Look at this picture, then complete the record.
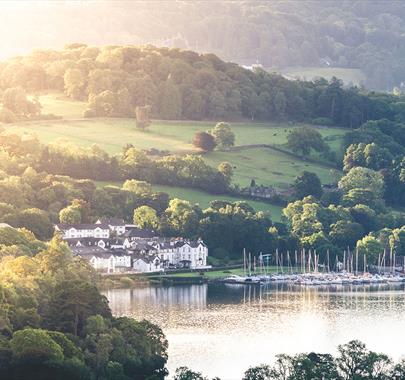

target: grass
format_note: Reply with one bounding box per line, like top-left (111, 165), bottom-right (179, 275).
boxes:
top-left (205, 148), bottom-right (341, 188)
top-left (6, 118), bottom-right (343, 189)
top-left (7, 93), bottom-right (346, 156)
top-left (39, 93), bottom-right (87, 118)
top-left (96, 181), bottom-right (284, 221)
top-left (280, 66), bottom-right (366, 86)
top-left (5, 118), bottom-right (344, 155)
top-left (152, 184), bottom-right (284, 220)
top-left (6, 93), bottom-right (345, 216)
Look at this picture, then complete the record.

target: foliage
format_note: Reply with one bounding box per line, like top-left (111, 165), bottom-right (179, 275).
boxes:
top-left (287, 127), bottom-right (328, 156)
top-left (133, 205), bottom-right (159, 230)
top-left (0, 238), bottom-right (168, 379)
top-left (193, 132), bottom-right (216, 152)
top-left (293, 171), bottom-right (322, 199)
top-left (211, 122), bottom-right (235, 149)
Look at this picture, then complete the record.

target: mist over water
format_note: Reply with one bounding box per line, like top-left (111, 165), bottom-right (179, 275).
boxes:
top-left (104, 283), bottom-right (405, 379)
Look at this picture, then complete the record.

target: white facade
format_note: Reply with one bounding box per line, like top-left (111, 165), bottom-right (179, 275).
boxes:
top-left (89, 254), bottom-right (131, 273)
top-left (177, 242), bottom-right (208, 268)
top-left (133, 257), bottom-right (163, 273)
top-left (112, 225), bottom-right (126, 236)
top-left (57, 225), bottom-right (110, 239)
top-left (96, 219), bottom-right (126, 236)
top-left (156, 241), bottom-right (208, 269)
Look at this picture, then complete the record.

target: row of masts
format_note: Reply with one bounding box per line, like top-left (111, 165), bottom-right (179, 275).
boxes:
top-left (243, 248), bottom-right (403, 275)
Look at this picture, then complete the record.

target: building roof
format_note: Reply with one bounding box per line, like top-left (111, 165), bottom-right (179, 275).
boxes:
top-left (56, 223), bottom-right (109, 231)
top-left (131, 241), bottom-right (155, 251)
top-left (72, 246), bottom-right (107, 257)
top-left (97, 217), bottom-right (125, 226)
top-left (64, 237), bottom-right (109, 246)
top-left (124, 227), bottom-right (157, 239)
top-left (175, 240), bottom-right (206, 248)
top-left (157, 241), bottom-right (176, 249)
top-left (76, 248), bottom-right (129, 260)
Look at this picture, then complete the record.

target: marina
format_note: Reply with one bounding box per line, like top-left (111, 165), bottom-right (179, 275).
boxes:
top-left (222, 249), bottom-right (405, 286)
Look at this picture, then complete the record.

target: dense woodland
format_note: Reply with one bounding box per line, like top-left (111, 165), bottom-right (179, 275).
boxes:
top-left (0, 232), bottom-right (168, 380)
top-left (4, 1), bottom-right (405, 91)
top-left (2, 45), bottom-right (405, 126)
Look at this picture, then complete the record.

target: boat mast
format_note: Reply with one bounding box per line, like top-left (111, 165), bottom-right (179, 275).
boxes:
top-left (343, 250), bottom-right (346, 272)
top-left (243, 249), bottom-right (246, 275)
top-left (383, 249), bottom-right (386, 273)
top-left (275, 249), bottom-right (279, 274)
top-left (364, 254), bottom-right (366, 275)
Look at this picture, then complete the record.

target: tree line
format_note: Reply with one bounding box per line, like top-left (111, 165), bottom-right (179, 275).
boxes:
top-left (2, 45), bottom-right (405, 127)
top-left (3, 1), bottom-right (405, 91)
top-left (0, 131), bottom-right (232, 194)
top-left (175, 340), bottom-right (405, 380)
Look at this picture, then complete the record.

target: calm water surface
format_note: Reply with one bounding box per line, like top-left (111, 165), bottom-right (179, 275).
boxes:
top-left (103, 283), bottom-right (405, 379)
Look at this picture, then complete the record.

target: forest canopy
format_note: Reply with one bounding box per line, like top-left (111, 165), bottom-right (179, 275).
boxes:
top-left (2, 1), bottom-right (405, 91)
top-left (2, 44), bottom-right (405, 127)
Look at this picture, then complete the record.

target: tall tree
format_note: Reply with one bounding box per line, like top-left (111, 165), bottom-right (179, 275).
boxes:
top-left (211, 122), bottom-right (235, 149)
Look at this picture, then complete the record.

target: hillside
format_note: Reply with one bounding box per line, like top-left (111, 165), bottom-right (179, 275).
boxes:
top-left (7, 94), bottom-right (343, 188)
top-left (4, 93), bottom-right (347, 221)
top-left (1, 44), bottom-right (405, 130)
top-left (2, 1), bottom-right (405, 91)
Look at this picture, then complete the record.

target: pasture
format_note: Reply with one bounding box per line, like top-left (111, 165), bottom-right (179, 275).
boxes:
top-left (152, 184), bottom-right (284, 220)
top-left (6, 117), bottom-right (345, 155)
top-left (6, 94), bottom-right (345, 207)
top-left (205, 147), bottom-right (340, 188)
top-left (96, 181), bottom-right (284, 221)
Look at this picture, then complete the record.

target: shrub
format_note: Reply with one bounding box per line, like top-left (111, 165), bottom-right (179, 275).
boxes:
top-left (312, 117), bottom-right (334, 126)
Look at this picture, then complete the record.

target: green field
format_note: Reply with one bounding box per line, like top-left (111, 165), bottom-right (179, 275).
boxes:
top-left (10, 94), bottom-right (346, 154)
top-left (39, 93), bottom-right (88, 118)
top-left (152, 184), bottom-right (283, 220)
top-left (205, 147), bottom-right (340, 188)
top-left (280, 66), bottom-right (366, 86)
top-left (6, 117), bottom-right (345, 155)
top-left (5, 94), bottom-right (346, 215)
top-left (96, 181), bottom-right (284, 221)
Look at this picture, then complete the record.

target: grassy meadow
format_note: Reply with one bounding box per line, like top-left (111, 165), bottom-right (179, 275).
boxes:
top-left (96, 181), bottom-right (284, 221)
top-left (4, 93), bottom-right (347, 216)
top-left (204, 148), bottom-right (340, 189)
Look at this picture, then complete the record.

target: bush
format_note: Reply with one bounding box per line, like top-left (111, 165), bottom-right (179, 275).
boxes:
top-left (312, 117), bottom-right (334, 126)
top-left (119, 277), bottom-right (134, 287)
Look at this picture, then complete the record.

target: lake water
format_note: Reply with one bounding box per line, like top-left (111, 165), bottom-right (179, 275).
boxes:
top-left (103, 283), bottom-right (405, 379)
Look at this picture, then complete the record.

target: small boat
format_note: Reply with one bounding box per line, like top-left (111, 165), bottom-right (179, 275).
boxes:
top-left (244, 276), bottom-right (261, 284)
top-left (386, 276), bottom-right (404, 283)
top-left (222, 275), bottom-right (246, 284)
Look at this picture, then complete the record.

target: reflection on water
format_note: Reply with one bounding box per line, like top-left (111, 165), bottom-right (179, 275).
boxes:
top-left (104, 283), bottom-right (405, 380)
